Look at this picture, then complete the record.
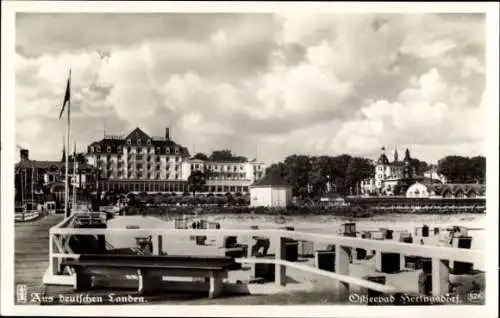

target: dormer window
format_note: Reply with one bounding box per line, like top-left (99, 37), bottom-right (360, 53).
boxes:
top-left (166, 148), bottom-right (170, 154)
top-left (175, 148), bottom-right (179, 154)
top-left (97, 146), bottom-right (101, 152)
top-left (107, 146), bottom-right (111, 153)
top-left (147, 139), bottom-right (151, 145)
top-left (127, 139), bottom-right (131, 145)
top-left (138, 139), bottom-right (142, 145)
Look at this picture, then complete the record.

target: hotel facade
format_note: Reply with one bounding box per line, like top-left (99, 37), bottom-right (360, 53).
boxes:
top-left (360, 146), bottom-right (417, 196)
top-left (85, 127), bottom-right (265, 194)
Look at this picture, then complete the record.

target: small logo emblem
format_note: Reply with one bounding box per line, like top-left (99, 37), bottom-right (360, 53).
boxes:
top-left (16, 284), bottom-right (27, 303)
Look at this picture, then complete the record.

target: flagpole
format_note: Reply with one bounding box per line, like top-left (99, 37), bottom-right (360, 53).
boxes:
top-left (65, 70), bottom-right (71, 218)
top-left (73, 142), bottom-right (77, 210)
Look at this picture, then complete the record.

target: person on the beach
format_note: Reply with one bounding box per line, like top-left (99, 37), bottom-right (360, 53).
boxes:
top-left (146, 235), bottom-right (153, 254)
top-left (251, 237), bottom-right (270, 256)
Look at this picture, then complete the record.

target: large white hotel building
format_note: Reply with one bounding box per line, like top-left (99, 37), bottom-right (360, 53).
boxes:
top-left (85, 127), bottom-right (265, 194)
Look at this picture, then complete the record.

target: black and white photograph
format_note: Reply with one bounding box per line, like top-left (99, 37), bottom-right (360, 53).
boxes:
top-left (1, 2), bottom-right (498, 317)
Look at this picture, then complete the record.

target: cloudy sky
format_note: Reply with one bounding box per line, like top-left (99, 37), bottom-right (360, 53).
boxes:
top-left (15, 12), bottom-right (486, 165)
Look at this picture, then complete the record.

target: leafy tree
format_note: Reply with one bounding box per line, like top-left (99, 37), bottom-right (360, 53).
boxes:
top-left (344, 157), bottom-right (374, 195)
top-left (468, 156), bottom-right (486, 183)
top-left (284, 155), bottom-right (311, 197)
top-left (187, 170), bottom-right (206, 197)
top-left (330, 154), bottom-right (353, 195)
top-left (410, 158), bottom-right (430, 176)
top-left (308, 156), bottom-right (331, 195)
top-left (209, 149), bottom-right (247, 162)
top-left (265, 162), bottom-right (288, 180)
top-left (437, 155), bottom-right (485, 183)
top-left (393, 179), bottom-right (413, 195)
top-left (192, 153), bottom-right (209, 161)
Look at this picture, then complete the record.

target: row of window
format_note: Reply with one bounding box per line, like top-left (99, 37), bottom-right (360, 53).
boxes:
top-left (90, 145), bottom-right (181, 155)
top-left (95, 155), bottom-right (182, 163)
top-left (98, 182), bottom-right (250, 193)
top-left (190, 164), bottom-right (262, 171)
top-left (101, 165), bottom-right (180, 172)
top-left (102, 172), bottom-right (180, 180)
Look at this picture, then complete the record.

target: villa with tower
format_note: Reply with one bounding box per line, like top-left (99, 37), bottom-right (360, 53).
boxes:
top-left (360, 146), bottom-right (417, 196)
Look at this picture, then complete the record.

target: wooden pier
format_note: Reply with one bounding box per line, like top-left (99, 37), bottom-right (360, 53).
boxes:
top-left (41, 214), bottom-right (484, 302)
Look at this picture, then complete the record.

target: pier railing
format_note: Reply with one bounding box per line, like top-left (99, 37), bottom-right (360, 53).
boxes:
top-left (45, 219), bottom-right (484, 298)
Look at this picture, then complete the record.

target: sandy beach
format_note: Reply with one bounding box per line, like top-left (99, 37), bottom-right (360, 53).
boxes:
top-left (107, 213), bottom-right (486, 251)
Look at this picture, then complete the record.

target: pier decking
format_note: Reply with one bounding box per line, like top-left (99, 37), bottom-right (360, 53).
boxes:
top-left (15, 215), bottom-right (64, 295)
top-left (14, 214), bottom-right (486, 305)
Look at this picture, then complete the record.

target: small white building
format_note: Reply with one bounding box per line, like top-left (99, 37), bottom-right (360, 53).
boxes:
top-left (423, 168), bottom-right (448, 184)
top-left (406, 182), bottom-right (431, 198)
top-left (249, 172), bottom-right (292, 207)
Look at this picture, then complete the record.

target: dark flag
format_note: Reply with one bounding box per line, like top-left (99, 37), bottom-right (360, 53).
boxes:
top-left (59, 70), bottom-right (71, 119)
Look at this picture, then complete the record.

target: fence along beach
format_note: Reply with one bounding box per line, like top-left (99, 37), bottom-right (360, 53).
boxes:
top-left (27, 209), bottom-right (485, 305)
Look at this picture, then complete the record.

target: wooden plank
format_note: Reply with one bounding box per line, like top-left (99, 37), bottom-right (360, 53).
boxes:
top-left (432, 259), bottom-right (450, 296)
top-left (335, 246), bottom-right (350, 297)
top-left (208, 271), bottom-right (224, 299)
top-left (62, 261), bottom-right (231, 271)
top-left (49, 228), bottom-right (482, 263)
top-left (76, 265), bottom-right (226, 279)
top-left (235, 257), bottom-right (400, 294)
top-left (275, 236), bottom-right (287, 287)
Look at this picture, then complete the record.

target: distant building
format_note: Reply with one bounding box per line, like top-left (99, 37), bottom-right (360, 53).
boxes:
top-left (250, 172), bottom-right (292, 207)
top-left (181, 158), bottom-right (265, 194)
top-left (406, 182), bottom-right (485, 199)
top-left (85, 126), bottom-right (266, 194)
top-left (15, 149), bottom-right (96, 205)
top-left (422, 167), bottom-right (448, 184)
top-left (86, 127), bottom-right (190, 193)
top-left (360, 146), bottom-right (416, 196)
top-left (318, 192), bottom-right (347, 206)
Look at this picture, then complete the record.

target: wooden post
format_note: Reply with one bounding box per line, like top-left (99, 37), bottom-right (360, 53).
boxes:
top-left (208, 271), bottom-right (224, 299)
top-left (275, 236), bottom-right (287, 287)
top-left (432, 258), bottom-right (450, 296)
top-left (137, 269), bottom-right (144, 294)
top-left (375, 250), bottom-right (382, 272)
top-left (400, 254), bottom-right (406, 271)
top-left (335, 246), bottom-right (350, 298)
top-left (248, 236), bottom-right (255, 274)
top-left (49, 234), bottom-right (56, 275)
top-left (74, 267), bottom-right (91, 291)
top-left (153, 235), bottom-right (163, 255)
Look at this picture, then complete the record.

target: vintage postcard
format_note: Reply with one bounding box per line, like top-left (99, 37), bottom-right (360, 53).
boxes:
top-left (1, 1), bottom-right (498, 317)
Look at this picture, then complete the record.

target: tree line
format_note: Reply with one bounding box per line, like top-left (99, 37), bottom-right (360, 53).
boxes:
top-left (263, 153), bottom-right (486, 198)
top-left (437, 155), bottom-right (486, 184)
top-left (265, 154), bottom-right (374, 197)
top-left (191, 149), bottom-right (248, 162)
top-left (60, 148), bottom-right (487, 197)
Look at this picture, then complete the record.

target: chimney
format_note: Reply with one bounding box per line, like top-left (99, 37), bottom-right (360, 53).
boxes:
top-left (165, 127), bottom-right (170, 140)
top-left (20, 149), bottom-right (29, 161)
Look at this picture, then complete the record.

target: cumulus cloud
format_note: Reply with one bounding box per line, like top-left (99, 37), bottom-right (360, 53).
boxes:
top-left (331, 67), bottom-right (486, 161)
top-left (14, 13), bottom-right (486, 164)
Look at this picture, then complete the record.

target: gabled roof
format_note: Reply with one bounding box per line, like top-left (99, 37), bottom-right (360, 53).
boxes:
top-left (377, 153), bottom-right (389, 164)
top-left (251, 171), bottom-right (291, 187)
top-left (125, 127), bottom-right (151, 144)
top-left (87, 127), bottom-right (190, 157)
